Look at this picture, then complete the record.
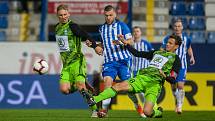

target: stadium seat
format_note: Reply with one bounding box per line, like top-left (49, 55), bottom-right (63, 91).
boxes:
top-left (197, 18), bottom-right (206, 30)
top-left (0, 16), bottom-right (8, 28)
top-left (189, 17), bottom-right (205, 30)
top-left (170, 2), bottom-right (187, 15)
top-left (188, 2), bottom-right (205, 16)
top-left (207, 32), bottom-right (215, 43)
top-left (0, 2), bottom-right (9, 14)
top-left (0, 31), bottom-right (6, 41)
top-left (190, 31), bottom-right (206, 43)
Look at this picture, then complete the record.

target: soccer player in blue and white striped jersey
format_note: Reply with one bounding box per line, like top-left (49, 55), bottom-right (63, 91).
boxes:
top-left (132, 26), bottom-right (154, 77)
top-left (161, 18), bottom-right (195, 114)
top-left (95, 5), bottom-right (136, 117)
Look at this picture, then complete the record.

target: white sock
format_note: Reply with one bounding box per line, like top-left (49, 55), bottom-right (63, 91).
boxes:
top-left (102, 98), bottom-right (111, 110)
top-left (175, 89), bottom-right (185, 108)
top-left (173, 88), bottom-right (178, 105)
top-left (178, 89), bottom-right (185, 108)
top-left (175, 89), bottom-right (180, 106)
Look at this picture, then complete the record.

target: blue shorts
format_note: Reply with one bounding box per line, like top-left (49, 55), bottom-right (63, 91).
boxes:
top-left (102, 59), bottom-right (131, 81)
top-left (175, 68), bottom-right (187, 82)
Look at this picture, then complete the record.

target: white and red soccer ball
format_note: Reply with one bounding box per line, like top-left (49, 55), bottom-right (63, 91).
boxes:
top-left (33, 59), bottom-right (49, 75)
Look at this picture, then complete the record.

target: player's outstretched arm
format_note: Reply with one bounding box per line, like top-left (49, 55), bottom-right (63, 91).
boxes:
top-left (117, 34), bottom-right (133, 45)
top-left (86, 40), bottom-right (103, 56)
top-left (69, 23), bottom-right (98, 49)
top-left (126, 45), bottom-right (154, 60)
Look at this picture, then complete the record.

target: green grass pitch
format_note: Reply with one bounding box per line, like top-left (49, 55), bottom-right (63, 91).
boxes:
top-left (0, 110), bottom-right (214, 121)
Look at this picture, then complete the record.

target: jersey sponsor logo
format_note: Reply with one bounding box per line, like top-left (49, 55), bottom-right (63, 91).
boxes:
top-left (149, 54), bottom-right (168, 69)
top-left (57, 38), bottom-right (65, 47)
top-left (56, 35), bottom-right (70, 52)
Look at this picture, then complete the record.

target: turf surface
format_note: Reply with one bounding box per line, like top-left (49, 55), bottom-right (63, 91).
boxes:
top-left (0, 110), bottom-right (214, 121)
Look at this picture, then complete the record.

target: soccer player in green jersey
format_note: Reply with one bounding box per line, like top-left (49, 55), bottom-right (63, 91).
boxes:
top-left (55, 4), bottom-right (102, 117)
top-left (83, 34), bottom-right (182, 118)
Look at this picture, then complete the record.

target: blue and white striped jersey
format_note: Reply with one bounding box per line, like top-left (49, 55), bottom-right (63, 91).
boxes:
top-left (162, 33), bottom-right (192, 69)
top-left (99, 20), bottom-right (132, 63)
top-left (132, 39), bottom-right (154, 72)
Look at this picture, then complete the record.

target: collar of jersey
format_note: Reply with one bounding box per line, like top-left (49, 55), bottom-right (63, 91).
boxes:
top-left (60, 20), bottom-right (71, 27)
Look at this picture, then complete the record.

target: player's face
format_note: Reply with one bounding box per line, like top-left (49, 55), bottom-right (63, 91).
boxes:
top-left (166, 38), bottom-right (179, 52)
top-left (133, 28), bottom-right (142, 41)
top-left (57, 9), bottom-right (70, 24)
top-left (104, 9), bottom-right (116, 24)
top-left (173, 21), bottom-right (183, 35)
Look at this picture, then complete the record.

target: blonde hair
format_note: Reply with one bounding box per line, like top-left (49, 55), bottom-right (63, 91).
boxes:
top-left (57, 4), bottom-right (68, 12)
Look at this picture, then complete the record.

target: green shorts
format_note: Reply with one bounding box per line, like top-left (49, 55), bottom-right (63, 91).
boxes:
top-left (59, 56), bottom-right (87, 84)
top-left (128, 75), bottom-right (162, 104)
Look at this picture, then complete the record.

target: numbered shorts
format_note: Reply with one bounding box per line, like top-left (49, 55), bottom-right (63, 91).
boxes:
top-left (60, 56), bottom-right (87, 85)
top-left (128, 75), bottom-right (162, 104)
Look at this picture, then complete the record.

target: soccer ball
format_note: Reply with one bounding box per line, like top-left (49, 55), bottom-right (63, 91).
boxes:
top-left (33, 59), bottom-right (49, 75)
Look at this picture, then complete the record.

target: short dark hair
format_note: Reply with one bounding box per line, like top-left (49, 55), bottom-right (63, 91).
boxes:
top-left (104, 5), bottom-right (116, 12)
top-left (169, 34), bottom-right (182, 46)
top-left (174, 18), bottom-right (183, 24)
top-left (133, 26), bottom-right (141, 30)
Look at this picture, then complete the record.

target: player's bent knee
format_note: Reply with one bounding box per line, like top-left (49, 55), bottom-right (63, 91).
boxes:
top-left (143, 108), bottom-right (152, 117)
top-left (76, 82), bottom-right (86, 91)
top-left (60, 88), bottom-right (70, 95)
top-left (60, 86), bottom-right (71, 95)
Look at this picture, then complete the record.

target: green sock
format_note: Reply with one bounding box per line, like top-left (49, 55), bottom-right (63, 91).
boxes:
top-left (94, 87), bottom-right (117, 103)
top-left (152, 109), bottom-right (162, 118)
top-left (90, 104), bottom-right (98, 111)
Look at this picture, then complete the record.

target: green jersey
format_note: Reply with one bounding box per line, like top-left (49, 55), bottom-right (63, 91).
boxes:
top-left (55, 20), bottom-right (97, 86)
top-left (55, 20), bottom-right (83, 66)
top-left (127, 45), bottom-right (181, 84)
top-left (138, 51), bottom-right (180, 83)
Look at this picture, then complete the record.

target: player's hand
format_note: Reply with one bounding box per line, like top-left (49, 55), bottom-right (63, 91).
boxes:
top-left (95, 46), bottom-right (103, 56)
top-left (86, 40), bottom-right (92, 47)
top-left (117, 34), bottom-right (124, 40)
top-left (117, 34), bottom-right (129, 45)
top-left (190, 57), bottom-right (195, 65)
top-left (112, 40), bottom-right (123, 45)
